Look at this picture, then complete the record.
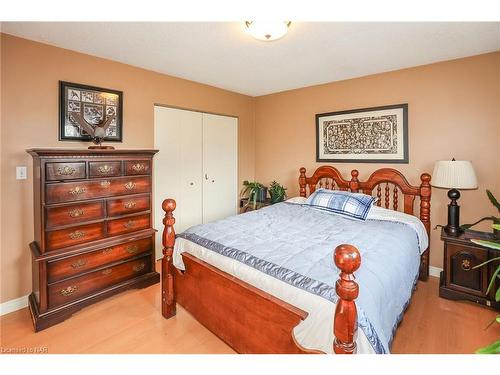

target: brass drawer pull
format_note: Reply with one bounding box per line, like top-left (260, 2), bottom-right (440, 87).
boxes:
top-left (100, 180), bottom-right (111, 188)
top-left (69, 186), bottom-right (86, 196)
top-left (68, 208), bottom-right (84, 218)
top-left (126, 245), bottom-right (139, 254)
top-left (124, 181), bottom-right (136, 190)
top-left (461, 259), bottom-right (471, 271)
top-left (69, 230), bottom-right (85, 240)
top-left (98, 165), bottom-right (114, 174)
top-left (60, 285), bottom-right (78, 296)
top-left (133, 263), bottom-right (145, 272)
top-left (101, 269), bottom-right (112, 276)
top-left (123, 220), bottom-right (136, 229)
top-left (102, 248), bottom-right (113, 254)
top-left (71, 258), bottom-right (88, 269)
top-left (57, 166), bottom-right (76, 176)
top-left (124, 201), bottom-right (136, 209)
top-left (132, 163), bottom-right (146, 172)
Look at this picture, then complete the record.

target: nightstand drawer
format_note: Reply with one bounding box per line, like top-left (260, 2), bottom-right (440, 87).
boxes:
top-left (446, 243), bottom-right (488, 296)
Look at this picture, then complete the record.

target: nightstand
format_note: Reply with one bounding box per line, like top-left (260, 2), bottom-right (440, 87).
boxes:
top-left (239, 198), bottom-right (273, 213)
top-left (439, 228), bottom-right (499, 309)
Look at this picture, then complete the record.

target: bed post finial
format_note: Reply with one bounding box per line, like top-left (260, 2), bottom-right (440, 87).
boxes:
top-left (419, 173), bottom-right (432, 280)
top-left (162, 198), bottom-right (177, 318)
top-left (350, 170), bottom-right (360, 192)
top-left (299, 167), bottom-right (307, 197)
top-left (333, 244), bottom-right (361, 354)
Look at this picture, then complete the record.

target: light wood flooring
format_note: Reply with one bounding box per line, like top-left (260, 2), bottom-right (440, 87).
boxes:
top-left (1, 276), bottom-right (498, 354)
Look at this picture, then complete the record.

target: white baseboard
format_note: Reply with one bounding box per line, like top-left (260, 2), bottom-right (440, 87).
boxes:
top-left (0, 295), bottom-right (29, 316)
top-left (429, 266), bottom-right (443, 278)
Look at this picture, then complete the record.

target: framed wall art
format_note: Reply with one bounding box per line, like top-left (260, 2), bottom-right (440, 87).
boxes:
top-left (59, 81), bottom-right (123, 142)
top-left (316, 103), bottom-right (408, 163)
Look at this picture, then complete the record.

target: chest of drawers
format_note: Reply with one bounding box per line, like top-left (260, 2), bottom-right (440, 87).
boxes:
top-left (27, 148), bottom-right (159, 331)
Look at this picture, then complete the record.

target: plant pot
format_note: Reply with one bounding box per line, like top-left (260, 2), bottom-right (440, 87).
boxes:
top-left (257, 187), bottom-right (268, 202)
top-left (270, 194), bottom-right (285, 204)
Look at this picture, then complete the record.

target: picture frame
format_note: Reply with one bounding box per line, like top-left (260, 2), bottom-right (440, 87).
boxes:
top-left (316, 103), bottom-right (408, 163)
top-left (59, 81), bottom-right (123, 142)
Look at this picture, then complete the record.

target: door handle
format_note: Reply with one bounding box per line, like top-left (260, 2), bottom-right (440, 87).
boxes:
top-left (205, 173), bottom-right (208, 180)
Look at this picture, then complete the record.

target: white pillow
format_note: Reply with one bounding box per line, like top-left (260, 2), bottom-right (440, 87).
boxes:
top-left (285, 196), bottom-right (308, 204)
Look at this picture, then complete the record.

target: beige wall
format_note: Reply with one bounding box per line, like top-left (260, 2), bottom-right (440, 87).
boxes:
top-left (1, 32), bottom-right (499, 304)
top-left (255, 52), bottom-right (500, 269)
top-left (0, 33), bottom-right (255, 303)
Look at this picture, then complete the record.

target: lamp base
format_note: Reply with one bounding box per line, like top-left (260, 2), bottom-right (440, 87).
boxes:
top-left (444, 225), bottom-right (463, 237)
top-left (445, 188), bottom-right (463, 237)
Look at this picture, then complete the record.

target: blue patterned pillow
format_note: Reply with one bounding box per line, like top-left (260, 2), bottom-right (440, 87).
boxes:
top-left (306, 189), bottom-right (375, 221)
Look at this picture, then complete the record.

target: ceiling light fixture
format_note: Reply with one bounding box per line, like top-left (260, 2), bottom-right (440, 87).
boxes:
top-left (245, 21), bottom-right (291, 41)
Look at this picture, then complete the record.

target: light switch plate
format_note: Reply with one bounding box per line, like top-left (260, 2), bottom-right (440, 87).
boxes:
top-left (16, 166), bottom-right (27, 180)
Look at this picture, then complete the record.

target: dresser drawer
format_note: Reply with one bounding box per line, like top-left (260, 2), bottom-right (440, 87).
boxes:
top-left (46, 222), bottom-right (105, 251)
top-left (48, 256), bottom-right (151, 308)
top-left (46, 176), bottom-right (151, 204)
top-left (124, 160), bottom-right (151, 175)
top-left (88, 161), bottom-right (122, 178)
top-left (106, 194), bottom-right (150, 217)
top-left (107, 214), bottom-right (150, 236)
top-left (45, 201), bottom-right (104, 229)
top-left (47, 237), bottom-right (153, 283)
top-left (46, 162), bottom-right (86, 181)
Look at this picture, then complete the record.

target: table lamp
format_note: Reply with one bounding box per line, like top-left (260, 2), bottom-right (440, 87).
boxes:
top-left (431, 159), bottom-right (478, 236)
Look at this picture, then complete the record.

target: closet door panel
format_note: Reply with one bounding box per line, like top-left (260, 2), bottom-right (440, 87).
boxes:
top-left (202, 113), bottom-right (238, 223)
top-left (154, 106), bottom-right (202, 258)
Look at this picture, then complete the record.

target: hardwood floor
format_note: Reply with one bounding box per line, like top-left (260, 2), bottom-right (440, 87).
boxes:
top-left (1, 276), bottom-right (498, 354)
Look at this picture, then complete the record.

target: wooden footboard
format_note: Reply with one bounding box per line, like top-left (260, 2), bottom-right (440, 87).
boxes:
top-left (161, 198), bottom-right (361, 354)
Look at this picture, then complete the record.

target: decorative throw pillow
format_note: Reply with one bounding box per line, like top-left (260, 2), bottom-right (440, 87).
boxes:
top-left (305, 189), bottom-right (375, 220)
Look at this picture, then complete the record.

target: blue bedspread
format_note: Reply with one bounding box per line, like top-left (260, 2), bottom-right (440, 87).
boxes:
top-left (177, 202), bottom-right (421, 354)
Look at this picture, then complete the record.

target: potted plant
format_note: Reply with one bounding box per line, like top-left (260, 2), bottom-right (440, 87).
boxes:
top-left (241, 181), bottom-right (268, 208)
top-left (268, 181), bottom-right (287, 204)
top-left (473, 255), bottom-right (500, 354)
top-left (461, 190), bottom-right (500, 239)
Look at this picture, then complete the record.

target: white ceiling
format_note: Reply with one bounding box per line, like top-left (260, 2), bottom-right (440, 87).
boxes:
top-left (2, 22), bottom-right (499, 96)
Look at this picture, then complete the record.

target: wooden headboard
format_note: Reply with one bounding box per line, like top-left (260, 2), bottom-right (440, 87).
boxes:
top-left (299, 166), bottom-right (432, 280)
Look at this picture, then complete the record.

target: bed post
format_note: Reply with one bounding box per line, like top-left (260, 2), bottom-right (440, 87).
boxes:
top-left (418, 173), bottom-right (432, 281)
top-left (162, 198), bottom-right (177, 318)
top-left (349, 170), bottom-right (360, 192)
top-left (299, 167), bottom-right (307, 197)
top-left (333, 244), bottom-right (361, 354)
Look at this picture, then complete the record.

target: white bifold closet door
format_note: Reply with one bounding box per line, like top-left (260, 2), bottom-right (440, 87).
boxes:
top-left (154, 106), bottom-right (238, 258)
top-left (202, 113), bottom-right (238, 223)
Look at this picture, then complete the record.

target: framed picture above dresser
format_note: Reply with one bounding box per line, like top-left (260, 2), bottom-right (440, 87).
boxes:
top-left (26, 148), bottom-right (159, 331)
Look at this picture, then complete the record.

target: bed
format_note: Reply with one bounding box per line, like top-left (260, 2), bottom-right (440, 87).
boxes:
top-left (160, 166), bottom-right (432, 354)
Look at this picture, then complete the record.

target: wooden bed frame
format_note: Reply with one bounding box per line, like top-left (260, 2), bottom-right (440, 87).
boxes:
top-left (161, 166), bottom-right (431, 354)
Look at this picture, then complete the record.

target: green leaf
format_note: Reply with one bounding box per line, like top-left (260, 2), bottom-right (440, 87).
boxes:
top-left (493, 223), bottom-right (500, 231)
top-left (485, 265), bottom-right (500, 295)
top-left (470, 239), bottom-right (500, 250)
top-left (496, 315), bottom-right (500, 323)
top-left (486, 189), bottom-right (500, 212)
top-left (475, 340), bottom-right (500, 354)
top-left (496, 287), bottom-right (500, 302)
top-left (472, 257), bottom-right (500, 269)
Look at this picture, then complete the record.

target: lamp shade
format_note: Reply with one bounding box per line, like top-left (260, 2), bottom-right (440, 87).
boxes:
top-left (431, 160), bottom-right (478, 189)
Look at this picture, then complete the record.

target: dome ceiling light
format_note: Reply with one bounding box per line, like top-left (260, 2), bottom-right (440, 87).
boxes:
top-left (245, 21), bottom-right (291, 41)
